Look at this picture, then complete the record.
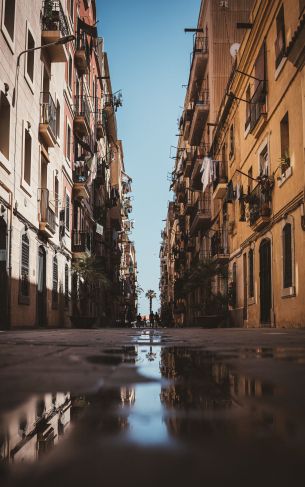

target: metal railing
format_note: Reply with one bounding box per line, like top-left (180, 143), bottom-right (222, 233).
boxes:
top-left (40, 92), bottom-right (56, 137)
top-left (75, 95), bottom-right (90, 128)
top-left (72, 230), bottom-right (91, 253)
top-left (249, 183), bottom-right (272, 226)
top-left (41, 0), bottom-right (69, 37)
top-left (73, 162), bottom-right (90, 183)
top-left (39, 188), bottom-right (56, 233)
top-left (193, 35), bottom-right (208, 54)
top-left (193, 194), bottom-right (211, 215)
top-left (211, 229), bottom-right (229, 257)
top-left (212, 160), bottom-right (228, 190)
top-left (76, 30), bottom-right (90, 63)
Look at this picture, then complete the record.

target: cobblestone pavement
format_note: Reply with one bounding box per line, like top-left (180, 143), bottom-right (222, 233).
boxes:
top-left (1, 327), bottom-right (305, 487)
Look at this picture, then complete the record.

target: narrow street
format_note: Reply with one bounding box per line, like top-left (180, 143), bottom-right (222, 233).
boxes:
top-left (1, 327), bottom-right (305, 486)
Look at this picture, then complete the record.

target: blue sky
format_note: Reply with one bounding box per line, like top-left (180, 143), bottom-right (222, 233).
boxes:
top-left (96, 0), bottom-right (201, 314)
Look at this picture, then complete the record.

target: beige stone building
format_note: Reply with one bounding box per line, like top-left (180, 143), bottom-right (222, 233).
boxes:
top-left (161, 0), bottom-right (305, 328)
top-left (0, 0), bottom-right (136, 328)
top-left (210, 0), bottom-right (305, 327)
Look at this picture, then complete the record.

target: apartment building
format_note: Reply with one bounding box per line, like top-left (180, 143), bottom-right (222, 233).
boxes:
top-left (209, 0), bottom-right (305, 327)
top-left (161, 0), bottom-right (254, 326)
top-left (0, 0), bottom-right (136, 328)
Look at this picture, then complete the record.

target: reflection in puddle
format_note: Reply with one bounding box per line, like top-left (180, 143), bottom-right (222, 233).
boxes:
top-left (1, 340), bottom-right (305, 485)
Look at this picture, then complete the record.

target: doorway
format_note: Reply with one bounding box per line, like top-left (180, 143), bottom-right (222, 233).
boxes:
top-left (37, 245), bottom-right (47, 326)
top-left (0, 217), bottom-right (8, 329)
top-left (259, 239), bottom-right (272, 325)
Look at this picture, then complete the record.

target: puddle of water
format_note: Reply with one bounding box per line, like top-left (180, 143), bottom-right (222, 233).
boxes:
top-left (1, 338), bottom-right (305, 486)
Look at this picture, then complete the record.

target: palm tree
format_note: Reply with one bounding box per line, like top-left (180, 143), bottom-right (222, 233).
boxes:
top-left (145, 289), bottom-right (156, 314)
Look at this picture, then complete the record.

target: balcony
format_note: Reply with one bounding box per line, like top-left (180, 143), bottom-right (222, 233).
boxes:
top-left (188, 36), bottom-right (209, 101)
top-left (110, 204), bottom-right (122, 231)
top-left (74, 96), bottom-right (90, 136)
top-left (212, 160), bottom-right (228, 199)
top-left (181, 105), bottom-right (193, 141)
top-left (72, 230), bottom-right (91, 257)
top-left (184, 189), bottom-right (193, 214)
top-left (75, 32), bottom-right (90, 75)
top-left (95, 111), bottom-right (105, 140)
top-left (188, 91), bottom-right (209, 146)
top-left (210, 230), bottom-right (229, 263)
top-left (248, 182), bottom-right (273, 232)
top-left (39, 92), bottom-right (57, 147)
top-left (189, 194), bottom-right (211, 236)
top-left (248, 82), bottom-right (267, 137)
top-left (73, 163), bottom-right (90, 200)
top-left (182, 148), bottom-right (194, 177)
top-left (39, 188), bottom-right (56, 238)
top-left (41, 0), bottom-right (69, 63)
top-left (190, 144), bottom-right (209, 189)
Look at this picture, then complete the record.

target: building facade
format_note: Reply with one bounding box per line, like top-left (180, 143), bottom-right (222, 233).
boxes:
top-left (0, 0), bottom-right (137, 329)
top-left (161, 0), bottom-right (305, 328)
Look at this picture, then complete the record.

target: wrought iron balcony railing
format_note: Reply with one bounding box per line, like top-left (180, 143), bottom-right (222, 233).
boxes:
top-left (41, 0), bottom-right (69, 37)
top-left (72, 230), bottom-right (91, 253)
top-left (75, 95), bottom-right (90, 128)
top-left (212, 160), bottom-right (228, 191)
top-left (210, 229), bottom-right (229, 257)
top-left (248, 182), bottom-right (272, 226)
top-left (39, 188), bottom-right (56, 234)
top-left (40, 92), bottom-right (56, 137)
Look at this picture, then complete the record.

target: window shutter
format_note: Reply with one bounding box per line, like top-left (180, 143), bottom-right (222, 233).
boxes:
top-left (65, 194), bottom-right (70, 230)
top-left (283, 224), bottom-right (292, 288)
top-left (21, 234), bottom-right (30, 296)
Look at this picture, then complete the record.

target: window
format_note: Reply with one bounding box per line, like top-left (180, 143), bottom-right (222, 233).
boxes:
top-left (68, 55), bottom-right (73, 90)
top-left (65, 194), bottom-right (70, 230)
top-left (52, 255), bottom-right (58, 307)
top-left (26, 29), bottom-right (35, 84)
top-left (56, 101), bottom-right (60, 139)
top-left (0, 92), bottom-right (10, 160)
top-left (275, 6), bottom-right (286, 69)
top-left (66, 123), bottom-right (71, 161)
top-left (23, 128), bottom-right (32, 185)
top-left (248, 167), bottom-right (253, 193)
top-left (20, 233), bottom-right (30, 302)
top-left (3, 0), bottom-right (16, 42)
top-left (259, 144), bottom-right (269, 176)
top-left (229, 124), bottom-right (235, 159)
top-left (248, 249), bottom-right (254, 298)
top-left (65, 263), bottom-right (69, 307)
top-left (250, 42), bottom-right (267, 129)
top-left (283, 223), bottom-right (292, 289)
top-left (280, 112), bottom-right (290, 173)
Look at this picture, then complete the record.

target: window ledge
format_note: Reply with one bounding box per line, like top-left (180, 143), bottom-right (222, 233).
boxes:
top-left (281, 286), bottom-right (295, 298)
top-left (1, 25), bottom-right (15, 54)
top-left (20, 180), bottom-right (32, 197)
top-left (275, 56), bottom-right (287, 80)
top-left (278, 166), bottom-right (293, 187)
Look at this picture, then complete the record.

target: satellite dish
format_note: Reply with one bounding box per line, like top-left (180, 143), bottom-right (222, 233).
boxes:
top-left (230, 43), bottom-right (241, 58)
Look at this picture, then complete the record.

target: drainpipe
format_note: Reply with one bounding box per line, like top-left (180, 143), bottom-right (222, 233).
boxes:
top-left (0, 181), bottom-right (13, 328)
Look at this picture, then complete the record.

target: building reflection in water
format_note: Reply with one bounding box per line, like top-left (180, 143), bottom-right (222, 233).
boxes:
top-left (0, 393), bottom-right (71, 465)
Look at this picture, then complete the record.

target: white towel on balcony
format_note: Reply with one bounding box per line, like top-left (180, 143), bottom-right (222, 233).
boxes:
top-left (201, 157), bottom-right (212, 193)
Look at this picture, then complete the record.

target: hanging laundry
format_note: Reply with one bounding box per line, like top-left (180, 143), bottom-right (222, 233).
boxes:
top-left (201, 157), bottom-right (212, 193)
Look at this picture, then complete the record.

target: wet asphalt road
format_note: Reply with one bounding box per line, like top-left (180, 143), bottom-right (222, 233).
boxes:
top-left (1, 327), bottom-right (305, 487)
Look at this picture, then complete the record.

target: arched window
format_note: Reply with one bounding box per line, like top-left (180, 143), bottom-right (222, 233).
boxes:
top-left (52, 255), bottom-right (58, 308)
top-left (20, 233), bottom-right (30, 299)
top-left (283, 223), bottom-right (292, 288)
top-left (248, 249), bottom-right (254, 298)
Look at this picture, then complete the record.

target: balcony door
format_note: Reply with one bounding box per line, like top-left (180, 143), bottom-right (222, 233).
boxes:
top-left (0, 218), bottom-right (8, 329)
top-left (37, 245), bottom-right (47, 327)
top-left (259, 239), bottom-right (272, 325)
